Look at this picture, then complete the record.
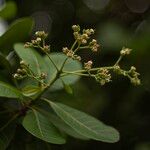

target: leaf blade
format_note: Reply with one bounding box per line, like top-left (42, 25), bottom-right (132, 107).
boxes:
top-left (34, 106), bottom-right (89, 140)
top-left (22, 109), bottom-right (66, 144)
top-left (47, 100), bottom-right (120, 143)
top-left (0, 17), bottom-right (34, 55)
top-left (44, 53), bottom-right (82, 91)
top-left (0, 81), bottom-right (22, 98)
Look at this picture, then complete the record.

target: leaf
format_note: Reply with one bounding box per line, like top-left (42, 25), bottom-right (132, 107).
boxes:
top-left (0, 52), bottom-right (11, 72)
top-left (21, 85), bottom-right (41, 98)
top-left (14, 43), bottom-right (48, 76)
top-left (44, 53), bottom-right (82, 91)
top-left (63, 83), bottom-right (73, 94)
top-left (0, 81), bottom-right (23, 98)
top-left (0, 1), bottom-right (17, 20)
top-left (22, 109), bottom-right (66, 144)
top-left (0, 17), bottom-right (34, 55)
top-left (35, 107), bottom-right (89, 140)
top-left (46, 100), bottom-right (120, 143)
top-left (0, 124), bottom-right (15, 150)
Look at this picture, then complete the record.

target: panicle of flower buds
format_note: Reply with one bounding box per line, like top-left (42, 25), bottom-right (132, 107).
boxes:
top-left (24, 42), bottom-right (33, 48)
top-left (95, 68), bottom-right (111, 85)
top-left (13, 61), bottom-right (28, 80)
top-left (62, 47), bottom-right (81, 61)
top-left (89, 39), bottom-right (100, 52)
top-left (83, 29), bottom-right (95, 36)
top-left (35, 31), bottom-right (48, 39)
top-left (73, 55), bottom-right (81, 61)
top-left (84, 60), bottom-right (93, 70)
top-left (13, 73), bottom-right (24, 80)
top-left (120, 47), bottom-right (132, 56)
top-left (72, 25), bottom-right (96, 46)
top-left (113, 65), bottom-right (122, 74)
top-left (40, 72), bottom-right (47, 79)
top-left (72, 25), bottom-right (80, 32)
top-left (129, 66), bottom-right (141, 86)
top-left (42, 45), bottom-right (50, 53)
top-left (20, 60), bottom-right (28, 67)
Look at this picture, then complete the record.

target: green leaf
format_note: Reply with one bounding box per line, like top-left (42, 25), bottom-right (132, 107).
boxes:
top-left (0, 81), bottom-right (23, 98)
top-left (14, 43), bottom-right (48, 76)
top-left (0, 124), bottom-right (15, 150)
top-left (46, 100), bottom-right (120, 143)
top-left (21, 85), bottom-right (41, 98)
top-left (0, 17), bottom-right (34, 55)
top-left (35, 107), bottom-right (89, 140)
top-left (22, 109), bottom-right (66, 144)
top-left (0, 1), bottom-right (17, 20)
top-left (0, 52), bottom-right (11, 72)
top-left (44, 53), bottom-right (82, 91)
top-left (63, 83), bottom-right (73, 94)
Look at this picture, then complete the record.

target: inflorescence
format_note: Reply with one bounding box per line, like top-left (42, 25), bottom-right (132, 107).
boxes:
top-left (13, 25), bottom-right (140, 87)
top-left (13, 60), bottom-right (47, 87)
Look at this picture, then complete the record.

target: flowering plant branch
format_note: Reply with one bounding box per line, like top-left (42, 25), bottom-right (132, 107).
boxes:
top-left (14, 25), bottom-right (140, 90)
top-left (0, 25), bottom-right (141, 148)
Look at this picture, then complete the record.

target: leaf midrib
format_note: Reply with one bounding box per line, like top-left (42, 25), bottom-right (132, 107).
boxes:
top-left (32, 109), bottom-right (44, 138)
top-left (50, 102), bottom-right (101, 138)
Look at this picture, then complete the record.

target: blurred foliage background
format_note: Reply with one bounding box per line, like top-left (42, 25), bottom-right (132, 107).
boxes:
top-left (0, 0), bottom-right (150, 149)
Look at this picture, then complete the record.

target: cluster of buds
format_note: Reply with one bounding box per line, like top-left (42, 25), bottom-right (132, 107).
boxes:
top-left (73, 25), bottom-right (94, 45)
top-left (63, 25), bottom-right (100, 61)
top-left (24, 31), bottom-right (50, 53)
top-left (84, 60), bottom-right (93, 70)
top-left (62, 47), bottom-right (81, 61)
top-left (113, 65), bottom-right (121, 74)
top-left (95, 68), bottom-right (111, 86)
top-left (35, 31), bottom-right (48, 39)
top-left (89, 39), bottom-right (100, 52)
top-left (13, 61), bottom-right (28, 80)
top-left (120, 47), bottom-right (132, 56)
top-left (129, 66), bottom-right (141, 86)
top-left (13, 60), bottom-right (47, 86)
top-left (113, 65), bottom-right (140, 86)
top-left (39, 72), bottom-right (47, 80)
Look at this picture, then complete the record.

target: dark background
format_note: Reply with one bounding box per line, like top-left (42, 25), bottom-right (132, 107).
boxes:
top-left (1, 0), bottom-right (150, 149)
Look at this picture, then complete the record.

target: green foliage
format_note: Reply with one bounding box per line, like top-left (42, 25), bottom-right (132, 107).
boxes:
top-left (0, 18), bottom-right (34, 55)
top-left (44, 53), bottom-right (82, 90)
top-left (0, 18), bottom-right (141, 149)
top-left (0, 81), bottom-right (22, 98)
top-left (0, 53), bottom-right (11, 72)
top-left (0, 1), bottom-right (17, 20)
top-left (14, 43), bottom-right (46, 76)
top-left (47, 100), bottom-right (119, 143)
top-left (22, 109), bottom-right (66, 144)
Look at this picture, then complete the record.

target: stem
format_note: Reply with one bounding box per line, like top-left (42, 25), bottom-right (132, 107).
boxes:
top-left (59, 40), bottom-right (78, 72)
top-left (61, 71), bottom-right (94, 77)
top-left (79, 46), bottom-right (89, 49)
top-left (27, 74), bottom-right (47, 87)
top-left (114, 55), bottom-right (123, 66)
top-left (62, 66), bottom-right (114, 74)
top-left (71, 40), bottom-right (78, 50)
top-left (36, 71), bottom-right (60, 98)
top-left (34, 44), bottom-right (59, 72)
top-left (36, 41), bottom-right (80, 99)
top-left (45, 52), bottom-right (59, 72)
top-left (74, 43), bottom-right (81, 53)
